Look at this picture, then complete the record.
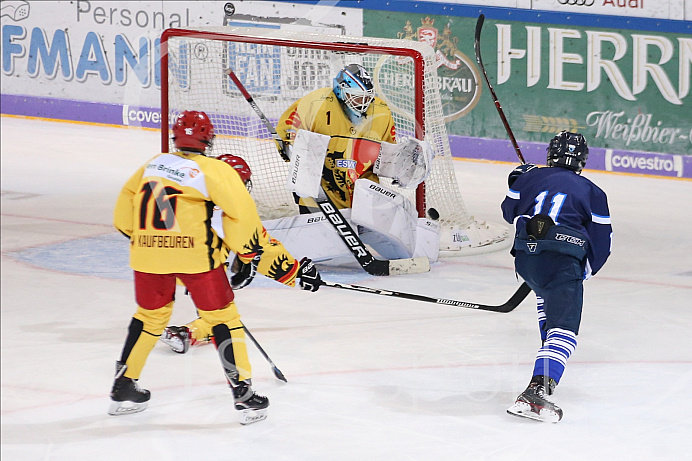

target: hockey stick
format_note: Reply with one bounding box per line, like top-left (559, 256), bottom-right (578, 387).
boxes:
top-left (322, 280), bottom-right (531, 313)
top-left (242, 324), bottom-right (287, 382)
top-left (224, 68), bottom-right (430, 277)
top-left (474, 14), bottom-right (526, 165)
top-left (225, 67), bottom-right (290, 162)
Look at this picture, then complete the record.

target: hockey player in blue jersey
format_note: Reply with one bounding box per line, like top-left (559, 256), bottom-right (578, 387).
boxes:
top-left (501, 131), bottom-right (612, 422)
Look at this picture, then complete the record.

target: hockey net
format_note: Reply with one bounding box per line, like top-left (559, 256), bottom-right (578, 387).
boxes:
top-left (160, 26), bottom-right (509, 254)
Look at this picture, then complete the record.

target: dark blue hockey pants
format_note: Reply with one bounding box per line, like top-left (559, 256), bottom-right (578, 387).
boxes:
top-left (515, 251), bottom-right (584, 335)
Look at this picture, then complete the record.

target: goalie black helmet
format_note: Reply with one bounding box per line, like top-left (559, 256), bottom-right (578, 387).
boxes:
top-left (333, 64), bottom-right (375, 122)
top-left (547, 131), bottom-right (589, 173)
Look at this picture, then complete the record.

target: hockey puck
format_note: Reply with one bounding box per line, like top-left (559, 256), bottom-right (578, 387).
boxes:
top-left (427, 208), bottom-right (439, 221)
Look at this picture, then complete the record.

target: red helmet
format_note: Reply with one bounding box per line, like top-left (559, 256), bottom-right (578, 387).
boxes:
top-left (172, 110), bottom-right (215, 152)
top-left (217, 154), bottom-right (252, 191)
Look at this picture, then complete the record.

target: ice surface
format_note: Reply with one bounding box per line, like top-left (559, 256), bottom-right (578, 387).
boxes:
top-left (2, 117), bottom-right (691, 460)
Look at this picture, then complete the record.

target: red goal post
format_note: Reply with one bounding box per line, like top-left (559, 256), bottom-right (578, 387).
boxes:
top-left (160, 26), bottom-right (509, 254)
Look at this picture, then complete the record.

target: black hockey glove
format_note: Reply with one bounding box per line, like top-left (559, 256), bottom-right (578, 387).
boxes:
top-left (298, 257), bottom-right (322, 292)
top-left (230, 251), bottom-right (263, 290)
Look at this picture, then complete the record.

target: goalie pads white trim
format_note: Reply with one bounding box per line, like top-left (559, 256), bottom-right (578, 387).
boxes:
top-left (263, 209), bottom-right (356, 263)
top-left (285, 129), bottom-right (330, 198)
top-left (351, 179), bottom-right (439, 261)
top-left (374, 137), bottom-right (434, 189)
top-left (263, 209), bottom-right (439, 264)
top-left (351, 179), bottom-right (417, 258)
top-left (414, 218), bottom-right (440, 262)
top-left (264, 180), bottom-right (440, 263)
top-left (356, 218), bottom-right (439, 262)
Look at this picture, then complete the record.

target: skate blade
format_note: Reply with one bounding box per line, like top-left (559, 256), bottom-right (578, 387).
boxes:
top-left (159, 337), bottom-right (187, 354)
top-left (108, 400), bottom-right (148, 416)
top-left (507, 401), bottom-right (561, 423)
top-left (238, 408), bottom-right (267, 425)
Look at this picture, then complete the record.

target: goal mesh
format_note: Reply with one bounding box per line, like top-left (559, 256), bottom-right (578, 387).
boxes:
top-left (161, 26), bottom-right (509, 253)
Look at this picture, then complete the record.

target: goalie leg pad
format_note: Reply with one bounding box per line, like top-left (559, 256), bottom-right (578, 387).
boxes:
top-left (414, 218), bottom-right (440, 262)
top-left (351, 179), bottom-right (418, 258)
top-left (263, 210), bottom-right (357, 262)
top-left (285, 129), bottom-right (330, 198)
top-left (359, 219), bottom-right (439, 262)
top-left (358, 228), bottom-right (410, 260)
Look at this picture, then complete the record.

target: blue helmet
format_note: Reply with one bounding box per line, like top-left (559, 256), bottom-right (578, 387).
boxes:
top-left (547, 131), bottom-right (589, 173)
top-left (333, 64), bottom-right (375, 123)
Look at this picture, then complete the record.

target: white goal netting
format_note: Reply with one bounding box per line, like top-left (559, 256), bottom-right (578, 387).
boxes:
top-left (161, 26), bottom-right (509, 254)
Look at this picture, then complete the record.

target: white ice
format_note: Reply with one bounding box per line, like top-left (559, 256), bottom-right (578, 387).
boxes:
top-left (2, 117), bottom-right (691, 461)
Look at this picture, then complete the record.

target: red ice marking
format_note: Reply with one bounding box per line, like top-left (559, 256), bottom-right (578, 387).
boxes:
top-left (1, 213), bottom-right (112, 228)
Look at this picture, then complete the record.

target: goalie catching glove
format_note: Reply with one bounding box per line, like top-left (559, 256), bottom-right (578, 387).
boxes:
top-left (298, 257), bottom-right (322, 292)
top-left (374, 137), bottom-right (434, 189)
top-left (230, 250), bottom-right (263, 290)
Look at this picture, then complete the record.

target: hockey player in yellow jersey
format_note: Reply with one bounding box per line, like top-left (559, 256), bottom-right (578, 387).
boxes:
top-left (158, 154), bottom-right (319, 353)
top-left (276, 63), bottom-right (396, 211)
top-left (109, 111), bottom-right (321, 424)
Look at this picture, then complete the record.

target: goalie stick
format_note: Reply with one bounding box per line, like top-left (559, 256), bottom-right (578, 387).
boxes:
top-left (322, 280), bottom-right (531, 313)
top-left (225, 68), bottom-right (430, 277)
top-left (242, 324), bottom-right (287, 383)
top-left (224, 68), bottom-right (290, 162)
top-left (474, 14), bottom-right (526, 165)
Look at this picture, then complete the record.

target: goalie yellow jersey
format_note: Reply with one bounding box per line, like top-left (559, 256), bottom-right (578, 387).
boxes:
top-left (276, 87), bottom-right (396, 209)
top-left (113, 151), bottom-right (266, 275)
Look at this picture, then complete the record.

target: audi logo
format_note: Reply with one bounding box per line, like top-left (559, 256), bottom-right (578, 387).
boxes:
top-left (558, 0), bottom-right (595, 5)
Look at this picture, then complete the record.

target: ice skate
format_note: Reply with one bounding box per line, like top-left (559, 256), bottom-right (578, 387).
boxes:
top-left (108, 362), bottom-right (150, 415)
top-left (507, 375), bottom-right (562, 423)
top-left (233, 380), bottom-right (269, 425)
top-left (160, 326), bottom-right (191, 354)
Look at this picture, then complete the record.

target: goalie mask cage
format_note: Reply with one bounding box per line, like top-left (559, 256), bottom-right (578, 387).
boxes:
top-left (160, 26), bottom-right (509, 254)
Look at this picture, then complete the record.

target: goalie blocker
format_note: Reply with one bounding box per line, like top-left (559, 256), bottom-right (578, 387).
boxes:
top-left (269, 129), bottom-right (439, 263)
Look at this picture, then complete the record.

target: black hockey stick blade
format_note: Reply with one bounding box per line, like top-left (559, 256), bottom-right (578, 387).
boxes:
top-left (273, 366), bottom-right (287, 383)
top-left (242, 325), bottom-right (287, 382)
top-left (474, 15), bottom-right (526, 164)
top-left (322, 281), bottom-right (531, 313)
